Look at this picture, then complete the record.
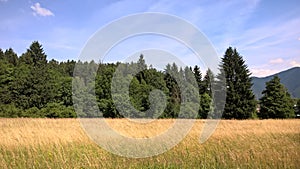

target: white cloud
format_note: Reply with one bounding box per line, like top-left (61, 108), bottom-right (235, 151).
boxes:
top-left (269, 58), bottom-right (284, 64)
top-left (290, 60), bottom-right (300, 67)
top-left (250, 68), bottom-right (279, 77)
top-left (251, 57), bottom-right (300, 77)
top-left (30, 3), bottom-right (54, 17)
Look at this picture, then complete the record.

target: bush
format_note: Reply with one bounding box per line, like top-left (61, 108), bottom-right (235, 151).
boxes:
top-left (41, 103), bottom-right (76, 118)
top-left (0, 104), bottom-right (22, 117)
top-left (22, 107), bottom-right (43, 118)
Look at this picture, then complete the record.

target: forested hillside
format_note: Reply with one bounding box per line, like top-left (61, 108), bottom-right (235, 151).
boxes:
top-left (252, 67), bottom-right (300, 98)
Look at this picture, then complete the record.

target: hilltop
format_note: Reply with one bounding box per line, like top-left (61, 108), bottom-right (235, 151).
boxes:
top-left (252, 67), bottom-right (300, 99)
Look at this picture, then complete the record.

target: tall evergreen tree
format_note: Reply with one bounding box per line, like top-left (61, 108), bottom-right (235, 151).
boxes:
top-left (0, 58), bottom-right (14, 104)
top-left (196, 69), bottom-right (214, 118)
top-left (193, 65), bottom-right (203, 93)
top-left (198, 93), bottom-right (211, 118)
top-left (4, 48), bottom-right (18, 66)
top-left (28, 41), bottom-right (47, 67)
top-left (212, 68), bottom-right (226, 119)
top-left (220, 47), bottom-right (256, 119)
top-left (163, 63), bottom-right (181, 118)
top-left (259, 76), bottom-right (295, 119)
top-left (14, 41), bottom-right (50, 109)
top-left (203, 68), bottom-right (214, 97)
top-left (137, 54), bottom-right (147, 71)
top-left (0, 48), bottom-right (17, 107)
top-left (0, 49), bottom-right (4, 60)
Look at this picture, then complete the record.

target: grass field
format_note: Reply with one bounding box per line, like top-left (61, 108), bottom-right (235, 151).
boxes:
top-left (0, 118), bottom-right (299, 168)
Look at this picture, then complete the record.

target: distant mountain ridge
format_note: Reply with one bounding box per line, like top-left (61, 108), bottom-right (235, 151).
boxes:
top-left (251, 67), bottom-right (300, 99)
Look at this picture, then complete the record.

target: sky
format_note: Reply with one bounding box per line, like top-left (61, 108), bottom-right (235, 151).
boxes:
top-left (0, 0), bottom-right (300, 77)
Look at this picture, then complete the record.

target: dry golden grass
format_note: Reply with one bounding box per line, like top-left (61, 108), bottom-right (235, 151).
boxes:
top-left (104, 118), bottom-right (177, 138)
top-left (0, 118), bottom-right (90, 147)
top-left (0, 118), bottom-right (299, 168)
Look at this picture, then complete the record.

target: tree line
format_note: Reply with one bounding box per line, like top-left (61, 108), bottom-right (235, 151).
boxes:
top-left (0, 41), bottom-right (298, 118)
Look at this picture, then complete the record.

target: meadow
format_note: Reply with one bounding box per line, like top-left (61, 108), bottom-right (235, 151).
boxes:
top-left (0, 118), bottom-right (299, 168)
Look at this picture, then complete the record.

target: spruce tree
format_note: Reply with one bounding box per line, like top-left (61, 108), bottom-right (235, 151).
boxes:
top-left (203, 68), bottom-right (214, 97)
top-left (193, 65), bottom-right (203, 93)
top-left (0, 49), bottom-right (4, 60)
top-left (4, 48), bottom-right (18, 66)
top-left (15, 41), bottom-right (49, 109)
top-left (259, 76), bottom-right (295, 119)
top-left (163, 63), bottom-right (181, 118)
top-left (220, 47), bottom-right (256, 119)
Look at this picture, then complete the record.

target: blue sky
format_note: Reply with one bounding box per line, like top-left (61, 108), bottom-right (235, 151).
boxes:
top-left (0, 0), bottom-right (300, 77)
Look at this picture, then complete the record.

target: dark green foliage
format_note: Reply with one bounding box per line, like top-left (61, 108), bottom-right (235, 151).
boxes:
top-left (130, 68), bottom-right (169, 118)
top-left (41, 103), bottom-right (76, 118)
top-left (95, 63), bottom-right (122, 118)
top-left (199, 93), bottom-right (212, 118)
top-left (211, 68), bottom-right (226, 119)
top-left (252, 67), bottom-right (300, 98)
top-left (196, 69), bottom-right (215, 118)
top-left (163, 63), bottom-right (181, 118)
top-left (296, 99), bottom-right (300, 117)
top-left (220, 47), bottom-right (256, 119)
top-left (0, 42), bottom-right (77, 118)
top-left (0, 42), bottom-right (294, 119)
top-left (0, 61), bottom-right (14, 104)
top-left (203, 69), bottom-right (214, 97)
top-left (259, 76), bottom-right (295, 118)
top-left (193, 65), bottom-right (202, 92)
top-left (22, 41), bottom-right (47, 67)
top-left (22, 107), bottom-right (43, 118)
top-left (0, 104), bottom-right (21, 117)
top-left (3, 48), bottom-right (18, 66)
top-left (0, 49), bottom-right (3, 60)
